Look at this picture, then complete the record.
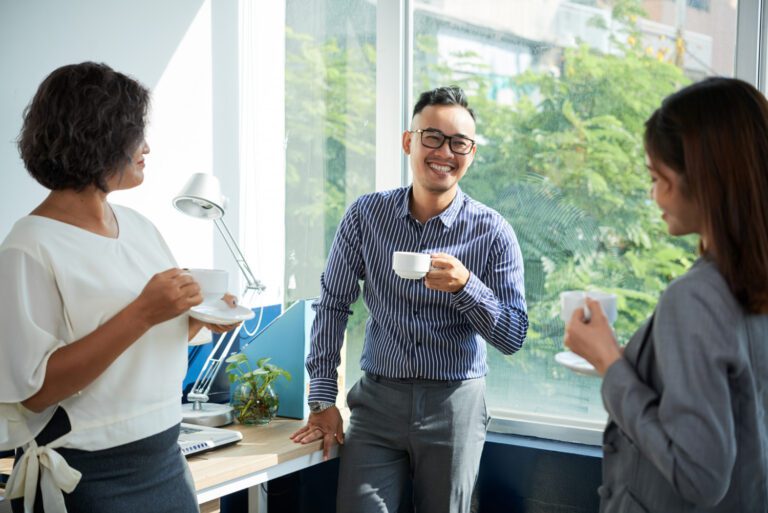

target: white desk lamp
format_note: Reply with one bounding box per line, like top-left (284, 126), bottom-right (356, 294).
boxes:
top-left (173, 173), bottom-right (265, 426)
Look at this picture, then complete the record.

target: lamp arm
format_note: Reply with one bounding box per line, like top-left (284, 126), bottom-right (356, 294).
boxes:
top-left (214, 218), bottom-right (266, 293)
top-left (187, 323), bottom-right (244, 404)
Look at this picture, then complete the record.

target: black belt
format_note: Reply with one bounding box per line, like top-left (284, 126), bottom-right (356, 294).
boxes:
top-left (365, 372), bottom-right (460, 385)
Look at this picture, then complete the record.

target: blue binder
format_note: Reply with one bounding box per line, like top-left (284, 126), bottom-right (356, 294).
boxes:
top-left (236, 299), bottom-right (316, 419)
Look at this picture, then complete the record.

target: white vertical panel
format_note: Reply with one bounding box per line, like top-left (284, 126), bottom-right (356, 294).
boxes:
top-left (239, 0), bottom-right (287, 306)
top-left (735, 0), bottom-right (765, 89)
top-left (211, 0), bottom-right (243, 292)
top-left (376, 0), bottom-right (412, 191)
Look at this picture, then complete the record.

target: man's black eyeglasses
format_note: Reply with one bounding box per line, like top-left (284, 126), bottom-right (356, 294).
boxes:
top-left (410, 129), bottom-right (475, 155)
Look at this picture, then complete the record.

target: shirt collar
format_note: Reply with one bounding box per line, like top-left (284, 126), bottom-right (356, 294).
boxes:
top-left (397, 187), bottom-right (412, 219)
top-left (398, 185), bottom-right (465, 228)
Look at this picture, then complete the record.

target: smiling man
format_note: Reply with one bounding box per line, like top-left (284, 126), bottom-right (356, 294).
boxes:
top-left (291, 86), bottom-right (528, 513)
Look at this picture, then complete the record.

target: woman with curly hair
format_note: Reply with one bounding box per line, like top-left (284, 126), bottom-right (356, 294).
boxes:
top-left (0, 62), bottom-right (234, 513)
top-left (566, 77), bottom-right (768, 512)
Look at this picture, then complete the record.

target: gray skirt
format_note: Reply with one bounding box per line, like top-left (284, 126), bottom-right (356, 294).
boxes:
top-left (12, 408), bottom-right (198, 513)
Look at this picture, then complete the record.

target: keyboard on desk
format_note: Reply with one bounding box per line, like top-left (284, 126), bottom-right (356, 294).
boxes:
top-left (178, 423), bottom-right (242, 457)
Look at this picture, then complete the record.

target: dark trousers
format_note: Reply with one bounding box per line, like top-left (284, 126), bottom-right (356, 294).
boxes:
top-left (337, 373), bottom-right (489, 513)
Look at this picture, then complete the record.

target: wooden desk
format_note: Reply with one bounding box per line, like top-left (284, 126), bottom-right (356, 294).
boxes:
top-left (189, 418), bottom-right (338, 509)
top-left (0, 418), bottom-right (339, 513)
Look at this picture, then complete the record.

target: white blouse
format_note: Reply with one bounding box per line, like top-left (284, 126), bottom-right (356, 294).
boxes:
top-left (0, 204), bottom-right (189, 512)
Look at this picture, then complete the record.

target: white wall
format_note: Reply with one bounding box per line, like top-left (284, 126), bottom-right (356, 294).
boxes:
top-left (0, 0), bottom-right (244, 286)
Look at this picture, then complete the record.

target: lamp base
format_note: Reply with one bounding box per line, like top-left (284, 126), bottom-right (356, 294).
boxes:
top-left (182, 402), bottom-right (234, 427)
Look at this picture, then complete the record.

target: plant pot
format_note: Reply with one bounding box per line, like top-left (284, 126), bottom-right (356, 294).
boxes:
top-left (231, 382), bottom-right (279, 425)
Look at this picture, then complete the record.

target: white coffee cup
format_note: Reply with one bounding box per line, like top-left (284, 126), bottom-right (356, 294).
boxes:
top-left (187, 268), bottom-right (228, 304)
top-left (560, 290), bottom-right (618, 325)
top-left (392, 251), bottom-right (431, 280)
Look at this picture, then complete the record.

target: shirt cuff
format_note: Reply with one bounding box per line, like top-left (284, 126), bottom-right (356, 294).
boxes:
top-left (450, 273), bottom-right (484, 312)
top-left (308, 377), bottom-right (338, 404)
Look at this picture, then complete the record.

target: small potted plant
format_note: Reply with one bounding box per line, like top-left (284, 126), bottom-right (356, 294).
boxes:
top-left (225, 354), bottom-right (291, 425)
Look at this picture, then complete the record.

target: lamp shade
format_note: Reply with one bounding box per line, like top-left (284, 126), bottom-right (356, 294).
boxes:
top-left (173, 173), bottom-right (227, 220)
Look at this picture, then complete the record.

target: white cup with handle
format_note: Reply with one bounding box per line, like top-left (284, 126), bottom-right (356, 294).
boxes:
top-left (187, 268), bottom-right (229, 305)
top-left (560, 290), bottom-right (618, 325)
top-left (392, 251), bottom-right (431, 280)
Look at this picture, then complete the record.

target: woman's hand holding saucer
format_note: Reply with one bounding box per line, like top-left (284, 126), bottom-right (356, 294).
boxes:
top-left (189, 293), bottom-right (242, 334)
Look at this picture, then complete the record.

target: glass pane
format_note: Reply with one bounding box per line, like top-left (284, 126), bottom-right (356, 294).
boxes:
top-left (284, 0), bottom-right (376, 307)
top-left (412, 0), bottom-right (738, 425)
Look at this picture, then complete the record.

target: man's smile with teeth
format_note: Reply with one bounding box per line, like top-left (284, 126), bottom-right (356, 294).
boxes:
top-left (428, 162), bottom-right (454, 173)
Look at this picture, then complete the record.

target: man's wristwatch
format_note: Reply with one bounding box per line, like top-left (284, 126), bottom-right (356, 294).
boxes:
top-left (308, 401), bottom-right (335, 414)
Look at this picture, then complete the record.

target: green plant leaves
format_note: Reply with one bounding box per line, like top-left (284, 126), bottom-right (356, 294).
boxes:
top-left (226, 353), bottom-right (292, 397)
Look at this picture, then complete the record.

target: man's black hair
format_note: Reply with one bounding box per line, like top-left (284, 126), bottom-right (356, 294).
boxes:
top-left (412, 85), bottom-right (475, 121)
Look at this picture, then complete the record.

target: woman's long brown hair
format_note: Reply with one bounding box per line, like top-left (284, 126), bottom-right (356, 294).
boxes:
top-left (644, 77), bottom-right (768, 314)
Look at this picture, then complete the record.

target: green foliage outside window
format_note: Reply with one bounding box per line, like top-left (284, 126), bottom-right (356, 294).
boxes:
top-left (284, 0), bottom-right (701, 417)
top-left (284, 25), bottom-right (376, 305)
top-left (414, 0), bottom-right (697, 356)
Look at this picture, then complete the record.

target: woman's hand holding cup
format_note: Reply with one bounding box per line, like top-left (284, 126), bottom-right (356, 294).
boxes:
top-left (133, 268), bottom-right (203, 328)
top-left (564, 297), bottom-right (622, 376)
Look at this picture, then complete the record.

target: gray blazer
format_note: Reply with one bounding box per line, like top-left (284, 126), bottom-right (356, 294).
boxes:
top-left (600, 258), bottom-right (768, 513)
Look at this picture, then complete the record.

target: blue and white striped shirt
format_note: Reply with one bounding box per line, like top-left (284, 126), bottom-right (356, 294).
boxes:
top-left (307, 186), bottom-right (528, 403)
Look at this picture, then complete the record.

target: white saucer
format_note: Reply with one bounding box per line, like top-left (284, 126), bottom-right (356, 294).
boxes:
top-left (555, 351), bottom-right (599, 377)
top-left (189, 300), bottom-right (255, 324)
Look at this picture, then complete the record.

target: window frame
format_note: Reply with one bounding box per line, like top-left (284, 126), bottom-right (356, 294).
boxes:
top-left (736, 0), bottom-right (768, 90)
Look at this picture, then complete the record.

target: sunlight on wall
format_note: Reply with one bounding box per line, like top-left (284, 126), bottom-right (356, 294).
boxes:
top-left (112, 1), bottom-right (215, 271)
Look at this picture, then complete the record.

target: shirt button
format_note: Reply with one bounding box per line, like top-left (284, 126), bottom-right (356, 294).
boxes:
top-left (413, 309), bottom-right (419, 316)
top-left (597, 485), bottom-right (612, 499)
top-left (602, 442), bottom-right (616, 454)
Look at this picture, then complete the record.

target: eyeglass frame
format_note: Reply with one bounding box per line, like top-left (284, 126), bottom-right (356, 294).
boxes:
top-left (409, 128), bottom-right (476, 155)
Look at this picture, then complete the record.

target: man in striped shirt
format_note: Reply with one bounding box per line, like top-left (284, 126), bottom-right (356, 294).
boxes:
top-left (291, 86), bottom-right (528, 513)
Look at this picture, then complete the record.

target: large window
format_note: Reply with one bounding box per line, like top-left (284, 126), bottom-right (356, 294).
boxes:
top-left (276, 0), bottom-right (741, 437)
top-left (410, 0), bottom-right (738, 428)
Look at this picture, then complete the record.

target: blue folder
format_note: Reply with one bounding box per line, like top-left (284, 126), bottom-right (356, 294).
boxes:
top-left (236, 299), bottom-right (316, 419)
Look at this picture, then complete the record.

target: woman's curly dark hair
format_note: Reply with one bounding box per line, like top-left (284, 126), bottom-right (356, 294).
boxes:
top-left (18, 62), bottom-right (150, 192)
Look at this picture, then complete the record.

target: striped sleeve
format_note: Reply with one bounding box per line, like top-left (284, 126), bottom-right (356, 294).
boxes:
top-left (451, 221), bottom-right (528, 354)
top-left (306, 200), bottom-right (365, 403)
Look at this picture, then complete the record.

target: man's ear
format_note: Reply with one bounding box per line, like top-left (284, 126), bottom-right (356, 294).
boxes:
top-left (402, 130), bottom-right (412, 155)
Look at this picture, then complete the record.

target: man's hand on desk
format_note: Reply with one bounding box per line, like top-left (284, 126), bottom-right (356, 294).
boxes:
top-left (289, 406), bottom-right (344, 461)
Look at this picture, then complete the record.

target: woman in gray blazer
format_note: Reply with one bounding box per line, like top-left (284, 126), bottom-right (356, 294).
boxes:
top-left (565, 77), bottom-right (768, 513)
